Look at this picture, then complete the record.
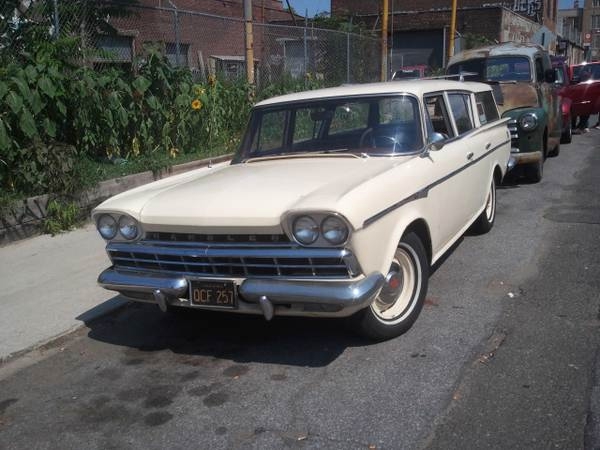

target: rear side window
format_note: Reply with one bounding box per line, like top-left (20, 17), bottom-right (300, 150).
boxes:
top-left (424, 95), bottom-right (454, 139)
top-left (448, 93), bottom-right (474, 135)
top-left (475, 91), bottom-right (500, 125)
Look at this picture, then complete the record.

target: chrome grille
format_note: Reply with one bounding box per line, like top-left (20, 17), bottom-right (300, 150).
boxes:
top-left (107, 240), bottom-right (357, 279)
top-left (508, 119), bottom-right (518, 143)
top-left (145, 232), bottom-right (290, 244)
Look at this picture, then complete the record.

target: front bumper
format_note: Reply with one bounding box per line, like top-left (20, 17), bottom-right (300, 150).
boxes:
top-left (508, 149), bottom-right (543, 170)
top-left (98, 267), bottom-right (385, 319)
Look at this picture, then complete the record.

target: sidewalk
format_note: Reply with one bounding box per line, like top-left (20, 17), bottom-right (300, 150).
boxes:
top-left (0, 223), bottom-right (126, 362)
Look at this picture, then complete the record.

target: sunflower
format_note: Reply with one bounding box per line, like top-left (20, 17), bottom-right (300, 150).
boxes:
top-left (191, 99), bottom-right (202, 110)
top-left (194, 86), bottom-right (205, 96)
top-left (208, 74), bottom-right (217, 87)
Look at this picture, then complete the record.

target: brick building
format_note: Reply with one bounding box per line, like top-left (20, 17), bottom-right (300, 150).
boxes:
top-left (581, 0), bottom-right (600, 60)
top-left (331, 0), bottom-right (558, 74)
top-left (98, 0), bottom-right (293, 77)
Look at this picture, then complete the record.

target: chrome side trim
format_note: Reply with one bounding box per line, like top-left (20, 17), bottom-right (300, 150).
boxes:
top-left (363, 139), bottom-right (510, 227)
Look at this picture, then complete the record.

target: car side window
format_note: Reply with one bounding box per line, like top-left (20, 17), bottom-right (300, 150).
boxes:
top-left (475, 91), bottom-right (500, 125)
top-left (424, 95), bottom-right (454, 140)
top-left (535, 57), bottom-right (544, 82)
top-left (448, 93), bottom-right (474, 135)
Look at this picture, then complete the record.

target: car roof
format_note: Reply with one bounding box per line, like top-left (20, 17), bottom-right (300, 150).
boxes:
top-left (254, 80), bottom-right (493, 107)
top-left (448, 42), bottom-right (545, 67)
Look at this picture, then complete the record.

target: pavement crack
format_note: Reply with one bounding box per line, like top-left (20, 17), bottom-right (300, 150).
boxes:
top-left (476, 328), bottom-right (508, 365)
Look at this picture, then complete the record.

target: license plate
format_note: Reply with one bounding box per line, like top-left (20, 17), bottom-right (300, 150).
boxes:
top-left (189, 280), bottom-right (237, 309)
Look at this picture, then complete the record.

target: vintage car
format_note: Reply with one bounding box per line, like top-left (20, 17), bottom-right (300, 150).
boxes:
top-left (93, 80), bottom-right (510, 340)
top-left (551, 56), bottom-right (573, 143)
top-left (565, 61), bottom-right (600, 119)
top-left (447, 42), bottom-right (561, 182)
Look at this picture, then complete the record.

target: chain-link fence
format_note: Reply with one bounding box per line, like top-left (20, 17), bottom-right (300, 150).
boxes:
top-left (1, 1), bottom-right (380, 93)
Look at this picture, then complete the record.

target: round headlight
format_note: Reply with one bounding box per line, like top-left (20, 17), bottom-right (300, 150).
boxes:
top-left (97, 214), bottom-right (117, 240)
top-left (118, 215), bottom-right (139, 240)
top-left (518, 113), bottom-right (538, 131)
top-left (293, 216), bottom-right (319, 245)
top-left (321, 215), bottom-right (349, 245)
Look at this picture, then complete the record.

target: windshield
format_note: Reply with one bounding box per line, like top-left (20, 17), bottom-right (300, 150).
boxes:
top-left (448, 56), bottom-right (532, 82)
top-left (235, 95), bottom-right (423, 162)
top-left (572, 63), bottom-right (600, 81)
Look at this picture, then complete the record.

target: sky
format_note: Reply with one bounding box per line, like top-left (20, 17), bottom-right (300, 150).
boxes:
top-left (286, 0), bottom-right (331, 17)
top-left (286, 0), bottom-right (575, 15)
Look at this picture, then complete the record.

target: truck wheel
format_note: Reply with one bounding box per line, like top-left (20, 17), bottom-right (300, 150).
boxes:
top-left (470, 178), bottom-right (496, 234)
top-left (351, 232), bottom-right (429, 341)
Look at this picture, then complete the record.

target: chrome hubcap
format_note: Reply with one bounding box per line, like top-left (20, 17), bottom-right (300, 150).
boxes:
top-left (372, 245), bottom-right (420, 323)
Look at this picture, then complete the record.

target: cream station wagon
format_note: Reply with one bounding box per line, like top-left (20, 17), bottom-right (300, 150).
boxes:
top-left (93, 80), bottom-right (511, 340)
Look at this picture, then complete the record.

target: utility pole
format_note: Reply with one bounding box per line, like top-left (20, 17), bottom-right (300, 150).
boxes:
top-left (244, 0), bottom-right (255, 85)
top-left (448, 0), bottom-right (458, 60)
top-left (381, 0), bottom-right (389, 81)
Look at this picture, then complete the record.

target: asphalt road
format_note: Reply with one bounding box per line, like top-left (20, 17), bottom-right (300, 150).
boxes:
top-left (0, 131), bottom-right (599, 450)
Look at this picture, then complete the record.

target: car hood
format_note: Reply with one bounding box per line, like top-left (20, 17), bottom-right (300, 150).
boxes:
top-left (493, 83), bottom-right (539, 115)
top-left (96, 155), bottom-right (415, 230)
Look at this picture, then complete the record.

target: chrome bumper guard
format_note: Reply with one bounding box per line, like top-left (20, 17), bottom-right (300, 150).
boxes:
top-left (98, 268), bottom-right (385, 319)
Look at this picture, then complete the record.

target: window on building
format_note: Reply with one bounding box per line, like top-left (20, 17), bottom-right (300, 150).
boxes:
top-left (592, 15), bottom-right (600, 29)
top-left (593, 0), bottom-right (600, 8)
top-left (95, 34), bottom-right (133, 63)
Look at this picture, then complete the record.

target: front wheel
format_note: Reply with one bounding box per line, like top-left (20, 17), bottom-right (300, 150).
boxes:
top-left (350, 232), bottom-right (429, 341)
top-left (470, 178), bottom-right (496, 234)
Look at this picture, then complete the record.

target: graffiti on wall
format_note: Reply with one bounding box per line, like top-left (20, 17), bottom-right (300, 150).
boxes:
top-left (511, 0), bottom-right (543, 22)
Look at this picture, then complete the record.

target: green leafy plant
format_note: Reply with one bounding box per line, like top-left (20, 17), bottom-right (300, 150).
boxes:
top-left (43, 199), bottom-right (80, 235)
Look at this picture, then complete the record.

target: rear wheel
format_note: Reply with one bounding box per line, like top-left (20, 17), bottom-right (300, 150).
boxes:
top-left (470, 178), bottom-right (496, 234)
top-left (560, 116), bottom-right (572, 144)
top-left (351, 232), bottom-right (429, 341)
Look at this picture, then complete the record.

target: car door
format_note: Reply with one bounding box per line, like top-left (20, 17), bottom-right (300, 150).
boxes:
top-left (422, 92), bottom-right (477, 251)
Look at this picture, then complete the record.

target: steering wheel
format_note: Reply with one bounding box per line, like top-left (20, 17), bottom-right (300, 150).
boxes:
top-left (359, 127), bottom-right (373, 147)
top-left (372, 135), bottom-right (397, 149)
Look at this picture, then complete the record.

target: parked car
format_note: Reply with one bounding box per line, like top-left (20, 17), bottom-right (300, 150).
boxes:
top-left (564, 61), bottom-right (600, 120)
top-left (93, 80), bottom-right (510, 340)
top-left (447, 42), bottom-right (562, 182)
top-left (551, 56), bottom-right (573, 143)
top-left (392, 65), bottom-right (429, 80)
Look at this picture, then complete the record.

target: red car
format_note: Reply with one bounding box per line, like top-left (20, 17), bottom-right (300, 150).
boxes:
top-left (552, 56), bottom-right (573, 143)
top-left (564, 62), bottom-right (600, 118)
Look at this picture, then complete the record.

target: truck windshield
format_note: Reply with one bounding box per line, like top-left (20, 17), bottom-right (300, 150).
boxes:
top-left (235, 95), bottom-right (423, 162)
top-left (448, 56), bottom-right (531, 82)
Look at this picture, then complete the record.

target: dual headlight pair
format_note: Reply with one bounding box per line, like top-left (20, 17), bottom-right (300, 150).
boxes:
top-left (292, 214), bottom-right (350, 246)
top-left (96, 214), bottom-right (140, 241)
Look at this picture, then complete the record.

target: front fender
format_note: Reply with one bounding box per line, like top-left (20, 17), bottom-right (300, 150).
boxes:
top-left (349, 198), bottom-right (433, 276)
top-left (503, 107), bottom-right (547, 153)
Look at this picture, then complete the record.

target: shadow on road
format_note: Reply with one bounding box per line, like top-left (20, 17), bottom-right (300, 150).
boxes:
top-left (83, 298), bottom-right (371, 368)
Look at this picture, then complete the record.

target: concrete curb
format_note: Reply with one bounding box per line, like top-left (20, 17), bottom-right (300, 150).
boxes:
top-left (0, 153), bottom-right (232, 247)
top-left (0, 297), bottom-right (131, 366)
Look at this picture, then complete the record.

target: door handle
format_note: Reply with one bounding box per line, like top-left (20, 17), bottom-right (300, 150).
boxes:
top-left (467, 152), bottom-right (474, 160)
top-left (485, 142), bottom-right (491, 150)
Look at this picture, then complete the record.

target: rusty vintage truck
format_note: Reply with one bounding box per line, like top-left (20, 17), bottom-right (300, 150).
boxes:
top-left (447, 42), bottom-right (561, 182)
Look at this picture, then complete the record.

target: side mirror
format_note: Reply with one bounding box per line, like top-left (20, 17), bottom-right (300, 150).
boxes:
top-left (427, 132), bottom-right (446, 151)
top-left (544, 68), bottom-right (556, 83)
